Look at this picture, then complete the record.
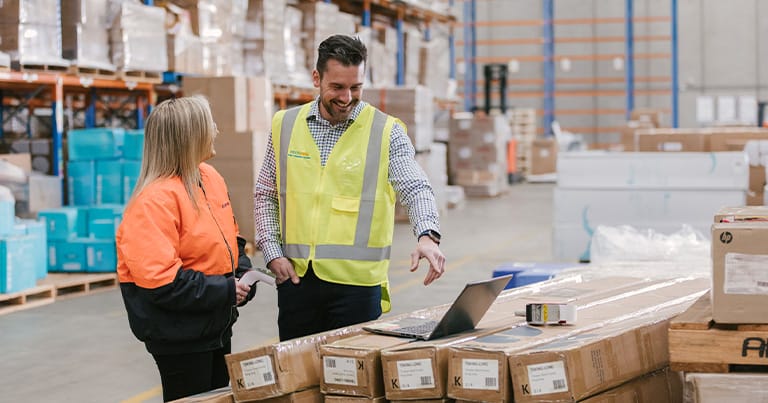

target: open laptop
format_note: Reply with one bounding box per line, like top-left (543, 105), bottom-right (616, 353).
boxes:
top-left (362, 274), bottom-right (513, 341)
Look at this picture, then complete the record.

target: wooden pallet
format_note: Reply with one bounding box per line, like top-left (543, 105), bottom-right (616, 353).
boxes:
top-left (0, 284), bottom-right (56, 316)
top-left (669, 293), bottom-right (768, 373)
top-left (38, 273), bottom-right (118, 298)
top-left (14, 60), bottom-right (70, 73)
top-left (70, 64), bottom-right (117, 80)
top-left (117, 69), bottom-right (163, 84)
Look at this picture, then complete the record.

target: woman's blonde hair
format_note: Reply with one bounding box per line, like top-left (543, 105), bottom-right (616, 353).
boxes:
top-left (130, 95), bottom-right (216, 210)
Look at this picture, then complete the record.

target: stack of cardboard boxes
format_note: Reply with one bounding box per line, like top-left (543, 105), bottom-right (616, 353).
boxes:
top-left (183, 76), bottom-right (273, 245)
top-left (667, 206), bottom-right (768, 402)
top-left (449, 114), bottom-right (510, 197)
top-left (217, 269), bottom-right (708, 403)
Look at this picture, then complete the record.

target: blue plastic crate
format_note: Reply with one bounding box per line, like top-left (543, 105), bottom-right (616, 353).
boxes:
top-left (15, 219), bottom-right (47, 279)
top-left (1, 235), bottom-right (37, 293)
top-left (67, 160), bottom-right (95, 206)
top-left (37, 208), bottom-right (82, 241)
top-left (67, 128), bottom-right (125, 161)
top-left (89, 219), bottom-right (116, 239)
top-left (96, 160), bottom-right (123, 204)
top-left (122, 160), bottom-right (141, 201)
top-left (48, 240), bottom-right (87, 273)
top-left (81, 239), bottom-right (117, 272)
top-left (0, 200), bottom-right (14, 236)
top-left (123, 130), bottom-right (144, 160)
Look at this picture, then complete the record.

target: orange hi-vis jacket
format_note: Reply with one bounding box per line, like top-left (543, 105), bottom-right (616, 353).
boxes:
top-left (117, 163), bottom-right (249, 354)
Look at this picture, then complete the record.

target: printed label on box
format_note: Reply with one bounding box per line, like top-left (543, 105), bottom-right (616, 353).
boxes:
top-left (323, 356), bottom-right (358, 386)
top-left (725, 253), bottom-right (768, 294)
top-left (527, 361), bottom-right (568, 395)
top-left (240, 355), bottom-right (276, 389)
top-left (461, 358), bottom-right (499, 390)
top-left (397, 358), bottom-right (435, 390)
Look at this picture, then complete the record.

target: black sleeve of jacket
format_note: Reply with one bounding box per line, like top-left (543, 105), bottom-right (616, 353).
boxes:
top-left (147, 268), bottom-right (236, 311)
top-left (234, 235), bottom-right (258, 306)
top-left (235, 235), bottom-right (253, 278)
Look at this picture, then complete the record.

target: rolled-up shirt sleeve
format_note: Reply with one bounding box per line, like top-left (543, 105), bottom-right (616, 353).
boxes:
top-left (388, 122), bottom-right (441, 236)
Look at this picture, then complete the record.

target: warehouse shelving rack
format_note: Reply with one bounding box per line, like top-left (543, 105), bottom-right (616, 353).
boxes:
top-left (0, 71), bottom-right (154, 176)
top-left (457, 0), bottom-right (679, 138)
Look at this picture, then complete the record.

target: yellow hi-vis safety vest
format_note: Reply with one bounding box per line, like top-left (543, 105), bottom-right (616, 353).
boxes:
top-left (271, 102), bottom-right (398, 312)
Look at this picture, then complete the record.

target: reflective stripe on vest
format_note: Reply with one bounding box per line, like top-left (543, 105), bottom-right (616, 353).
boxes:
top-left (278, 105), bottom-right (391, 261)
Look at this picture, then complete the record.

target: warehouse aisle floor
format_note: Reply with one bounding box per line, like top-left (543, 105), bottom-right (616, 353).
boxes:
top-left (0, 182), bottom-right (561, 402)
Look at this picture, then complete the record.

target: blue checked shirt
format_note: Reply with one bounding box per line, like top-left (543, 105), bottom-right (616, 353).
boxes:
top-left (254, 98), bottom-right (440, 265)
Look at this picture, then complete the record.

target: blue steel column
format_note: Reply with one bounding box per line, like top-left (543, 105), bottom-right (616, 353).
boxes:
top-left (362, 0), bottom-right (371, 27)
top-left (671, 0), bottom-right (679, 127)
top-left (85, 87), bottom-right (96, 128)
top-left (543, 0), bottom-right (555, 136)
top-left (625, 0), bottom-right (635, 120)
top-left (462, 0), bottom-right (476, 111)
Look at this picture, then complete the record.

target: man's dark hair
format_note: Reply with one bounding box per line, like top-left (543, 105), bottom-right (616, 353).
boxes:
top-left (316, 34), bottom-right (368, 76)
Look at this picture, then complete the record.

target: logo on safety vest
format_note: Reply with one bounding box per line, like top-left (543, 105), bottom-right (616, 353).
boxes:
top-left (288, 150), bottom-right (311, 160)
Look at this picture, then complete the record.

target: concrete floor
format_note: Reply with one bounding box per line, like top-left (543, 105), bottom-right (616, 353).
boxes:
top-left (0, 182), bottom-right (560, 403)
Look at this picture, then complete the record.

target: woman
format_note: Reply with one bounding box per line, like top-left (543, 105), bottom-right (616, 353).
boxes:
top-left (116, 96), bottom-right (256, 401)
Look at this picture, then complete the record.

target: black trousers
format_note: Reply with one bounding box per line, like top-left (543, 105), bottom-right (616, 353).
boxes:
top-left (277, 265), bottom-right (382, 341)
top-left (151, 340), bottom-right (231, 402)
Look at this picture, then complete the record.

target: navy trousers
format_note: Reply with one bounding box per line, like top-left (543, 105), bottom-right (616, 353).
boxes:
top-left (277, 264), bottom-right (382, 341)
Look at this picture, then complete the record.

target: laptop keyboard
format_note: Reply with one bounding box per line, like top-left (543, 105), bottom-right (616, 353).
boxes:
top-left (397, 320), bottom-right (438, 336)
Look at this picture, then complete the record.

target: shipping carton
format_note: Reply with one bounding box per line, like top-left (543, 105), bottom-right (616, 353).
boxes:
top-left (320, 334), bottom-right (414, 398)
top-left (711, 221), bottom-right (768, 323)
top-left (529, 138), bottom-right (557, 175)
top-left (684, 373), bottom-right (768, 403)
top-left (183, 76), bottom-right (248, 132)
top-left (509, 303), bottom-right (686, 402)
top-left (324, 395), bottom-right (386, 403)
top-left (582, 367), bottom-right (682, 403)
top-left (445, 277), bottom-right (708, 402)
top-left (260, 387), bottom-right (323, 403)
top-left (381, 276), bottom-right (674, 401)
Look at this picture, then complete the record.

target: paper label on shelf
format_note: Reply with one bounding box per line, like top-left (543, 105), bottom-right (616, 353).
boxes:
top-left (527, 361), bottom-right (568, 395)
top-left (240, 355), bottom-right (276, 389)
top-left (323, 356), bottom-right (358, 386)
top-left (397, 359), bottom-right (435, 390)
top-left (724, 253), bottom-right (768, 295)
top-left (461, 358), bottom-right (499, 390)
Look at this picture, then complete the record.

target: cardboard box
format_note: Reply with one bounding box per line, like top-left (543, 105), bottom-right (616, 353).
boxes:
top-left (714, 205), bottom-right (768, 222)
top-left (709, 128), bottom-right (768, 152)
top-left (183, 76), bottom-right (248, 132)
top-left (636, 130), bottom-right (709, 152)
top-left (380, 276), bottom-right (676, 401)
top-left (711, 221), bottom-right (768, 323)
top-left (529, 138), bottom-right (557, 175)
top-left (684, 373), bottom-right (768, 403)
top-left (320, 334), bottom-right (413, 398)
top-left (444, 277), bottom-right (708, 402)
top-left (324, 395), bottom-right (386, 403)
top-left (509, 304), bottom-right (684, 402)
top-left (582, 368), bottom-right (682, 403)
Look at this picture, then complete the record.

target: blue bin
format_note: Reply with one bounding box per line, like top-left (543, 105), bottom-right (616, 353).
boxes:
top-left (67, 128), bottom-right (125, 161)
top-left (15, 219), bottom-right (48, 279)
top-left (1, 235), bottom-right (37, 293)
top-left (48, 240), bottom-right (87, 273)
top-left (81, 239), bottom-right (117, 272)
top-left (67, 160), bottom-right (95, 206)
top-left (96, 160), bottom-right (123, 204)
top-left (122, 160), bottom-right (141, 201)
top-left (38, 208), bottom-right (82, 241)
top-left (0, 200), bottom-right (14, 236)
top-left (123, 130), bottom-right (144, 160)
top-left (89, 219), bottom-right (116, 239)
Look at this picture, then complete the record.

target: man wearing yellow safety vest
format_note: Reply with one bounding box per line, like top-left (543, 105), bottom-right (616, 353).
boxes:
top-left (254, 34), bottom-right (446, 341)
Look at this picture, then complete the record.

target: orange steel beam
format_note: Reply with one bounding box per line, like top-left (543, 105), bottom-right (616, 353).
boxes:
top-left (459, 35), bottom-right (671, 46)
top-left (458, 16), bottom-right (670, 28)
top-left (475, 89), bottom-right (672, 98)
top-left (460, 76), bottom-right (671, 86)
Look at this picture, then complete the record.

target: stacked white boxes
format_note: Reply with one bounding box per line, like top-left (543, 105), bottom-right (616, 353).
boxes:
top-left (553, 151), bottom-right (749, 261)
top-left (0, 0), bottom-right (69, 68)
top-left (362, 86), bottom-right (435, 152)
top-left (109, 1), bottom-right (167, 74)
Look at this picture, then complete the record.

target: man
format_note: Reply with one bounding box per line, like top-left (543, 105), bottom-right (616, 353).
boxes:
top-left (254, 34), bottom-right (445, 341)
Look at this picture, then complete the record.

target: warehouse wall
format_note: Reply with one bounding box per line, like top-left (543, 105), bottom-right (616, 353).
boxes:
top-left (457, 0), bottom-right (766, 141)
